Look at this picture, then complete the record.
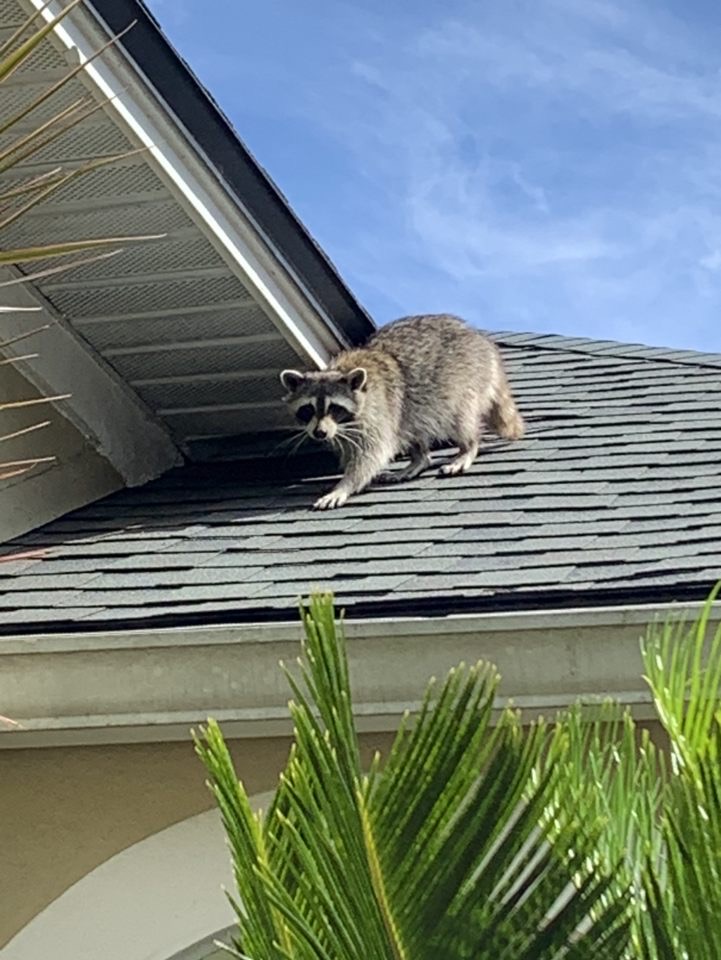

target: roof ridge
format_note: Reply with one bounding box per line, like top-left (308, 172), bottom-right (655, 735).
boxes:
top-left (491, 330), bottom-right (721, 370)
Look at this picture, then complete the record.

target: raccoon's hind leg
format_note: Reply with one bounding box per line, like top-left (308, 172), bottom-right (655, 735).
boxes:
top-left (487, 374), bottom-right (524, 440)
top-left (438, 406), bottom-right (481, 477)
top-left (438, 441), bottom-right (479, 477)
top-left (375, 443), bottom-right (431, 484)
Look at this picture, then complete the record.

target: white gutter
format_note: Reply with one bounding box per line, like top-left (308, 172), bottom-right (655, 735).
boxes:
top-left (1, 600), bottom-right (713, 748)
top-left (30, 0), bottom-right (345, 369)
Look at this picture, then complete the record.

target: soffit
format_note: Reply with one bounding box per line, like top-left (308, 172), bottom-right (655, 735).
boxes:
top-left (0, 0), bottom-right (359, 457)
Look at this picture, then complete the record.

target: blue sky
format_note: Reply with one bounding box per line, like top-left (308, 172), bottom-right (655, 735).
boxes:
top-left (148, 0), bottom-right (721, 352)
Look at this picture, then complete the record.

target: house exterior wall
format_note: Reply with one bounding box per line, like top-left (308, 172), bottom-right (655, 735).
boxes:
top-left (0, 732), bottom-right (396, 949)
top-left (1, 722), bottom-right (668, 952)
top-left (1, 601), bottom-right (707, 952)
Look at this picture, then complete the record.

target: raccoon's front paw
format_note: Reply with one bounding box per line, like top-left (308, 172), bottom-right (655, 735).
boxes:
top-left (313, 489), bottom-right (349, 510)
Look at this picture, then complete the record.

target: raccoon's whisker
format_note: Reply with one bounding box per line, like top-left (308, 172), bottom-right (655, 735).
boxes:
top-left (273, 429), bottom-right (309, 461)
top-left (288, 432), bottom-right (309, 457)
top-left (332, 432), bottom-right (355, 457)
top-left (331, 436), bottom-right (350, 464)
top-left (336, 429), bottom-right (363, 454)
top-left (338, 424), bottom-right (364, 439)
top-left (339, 437), bottom-right (365, 456)
top-left (271, 431), bottom-right (304, 455)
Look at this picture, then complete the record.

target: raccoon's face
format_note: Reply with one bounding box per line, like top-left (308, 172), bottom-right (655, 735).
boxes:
top-left (280, 367), bottom-right (367, 443)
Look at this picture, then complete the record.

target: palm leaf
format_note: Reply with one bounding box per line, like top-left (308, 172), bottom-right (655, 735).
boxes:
top-left (0, 22), bottom-right (134, 138)
top-left (637, 588), bottom-right (721, 959)
top-left (542, 704), bottom-right (666, 959)
top-left (0, 8), bottom-right (163, 271)
top-left (196, 594), bottom-right (630, 960)
top-left (0, 420), bottom-right (49, 444)
top-left (0, 235), bottom-right (161, 265)
top-left (641, 581), bottom-right (721, 774)
top-left (639, 730), bottom-right (721, 959)
top-left (0, 0), bottom-right (83, 83)
top-left (0, 2), bottom-right (166, 484)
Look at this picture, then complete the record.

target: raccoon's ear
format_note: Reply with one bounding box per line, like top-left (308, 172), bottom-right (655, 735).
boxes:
top-left (280, 369), bottom-right (305, 392)
top-left (346, 367), bottom-right (367, 392)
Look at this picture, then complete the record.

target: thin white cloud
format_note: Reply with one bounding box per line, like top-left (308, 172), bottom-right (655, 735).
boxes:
top-left (148, 0), bottom-right (721, 351)
top-left (314, 1), bottom-right (721, 349)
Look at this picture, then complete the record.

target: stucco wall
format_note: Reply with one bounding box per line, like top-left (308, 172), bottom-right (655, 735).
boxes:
top-left (2, 720), bottom-right (669, 950)
top-left (0, 731), bottom-right (396, 948)
top-left (0, 364), bottom-right (122, 544)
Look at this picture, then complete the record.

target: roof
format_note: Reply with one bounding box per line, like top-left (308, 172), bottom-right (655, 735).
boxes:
top-left (1, 330), bottom-right (719, 634)
top-left (0, 0), bottom-right (373, 485)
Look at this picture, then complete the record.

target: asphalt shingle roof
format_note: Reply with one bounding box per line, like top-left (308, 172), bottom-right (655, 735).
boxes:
top-left (1, 331), bottom-right (720, 633)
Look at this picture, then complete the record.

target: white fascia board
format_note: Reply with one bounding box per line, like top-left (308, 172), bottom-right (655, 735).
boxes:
top-left (0, 269), bottom-right (181, 487)
top-left (1, 600), bottom-right (714, 748)
top-left (30, 0), bottom-right (346, 368)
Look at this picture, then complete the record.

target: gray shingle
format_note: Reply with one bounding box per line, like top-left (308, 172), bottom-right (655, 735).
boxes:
top-left (84, 566), bottom-right (267, 589)
top-left (249, 573), bottom-right (415, 599)
top-left (398, 566), bottom-right (577, 591)
top-left (0, 572), bottom-right (105, 591)
top-left (277, 527), bottom-right (463, 548)
top-left (0, 606), bottom-right (105, 623)
top-left (108, 551), bottom-right (225, 569)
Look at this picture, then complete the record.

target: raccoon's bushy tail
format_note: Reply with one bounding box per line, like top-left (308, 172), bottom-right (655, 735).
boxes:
top-left (488, 372), bottom-right (525, 440)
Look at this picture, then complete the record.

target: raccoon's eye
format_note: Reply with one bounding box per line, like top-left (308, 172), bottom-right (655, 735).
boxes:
top-left (329, 403), bottom-right (353, 423)
top-left (295, 404), bottom-right (314, 424)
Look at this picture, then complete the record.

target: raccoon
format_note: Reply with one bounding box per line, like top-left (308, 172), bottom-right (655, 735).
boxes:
top-left (280, 314), bottom-right (524, 510)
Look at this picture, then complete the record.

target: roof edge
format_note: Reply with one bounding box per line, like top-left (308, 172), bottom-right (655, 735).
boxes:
top-left (3, 599), bottom-right (712, 747)
top-left (86, 0), bottom-right (375, 347)
top-left (0, 580), bottom-right (714, 638)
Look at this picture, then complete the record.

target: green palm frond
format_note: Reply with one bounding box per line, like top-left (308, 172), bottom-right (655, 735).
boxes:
top-left (639, 724), bottom-right (721, 960)
top-left (544, 703), bottom-right (666, 959)
top-left (196, 594), bottom-right (630, 960)
top-left (0, 234), bottom-right (161, 266)
top-left (641, 582), bottom-right (721, 774)
top-left (637, 586), bottom-right (721, 959)
top-left (0, 21), bottom-right (133, 139)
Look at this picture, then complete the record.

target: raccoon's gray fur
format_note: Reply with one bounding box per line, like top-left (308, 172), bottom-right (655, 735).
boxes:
top-left (280, 314), bottom-right (524, 510)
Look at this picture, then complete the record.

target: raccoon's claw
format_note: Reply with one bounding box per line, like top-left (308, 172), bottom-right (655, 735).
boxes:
top-left (438, 456), bottom-right (474, 477)
top-left (374, 471), bottom-right (402, 485)
top-left (438, 462), bottom-right (465, 477)
top-left (313, 489), bottom-right (349, 510)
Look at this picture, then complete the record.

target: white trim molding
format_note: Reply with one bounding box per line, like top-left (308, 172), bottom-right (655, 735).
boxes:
top-left (1, 601), bottom-right (714, 748)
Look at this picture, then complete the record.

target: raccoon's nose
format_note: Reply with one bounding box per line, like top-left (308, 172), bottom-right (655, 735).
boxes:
top-left (313, 426), bottom-right (328, 440)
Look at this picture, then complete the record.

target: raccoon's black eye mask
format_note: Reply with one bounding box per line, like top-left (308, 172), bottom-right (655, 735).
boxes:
top-left (295, 404), bottom-right (314, 424)
top-left (328, 403), bottom-right (354, 423)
